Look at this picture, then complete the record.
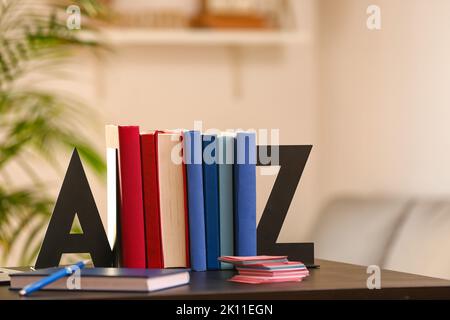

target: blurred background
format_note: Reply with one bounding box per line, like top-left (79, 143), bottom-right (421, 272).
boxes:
top-left (2, 0), bottom-right (450, 279)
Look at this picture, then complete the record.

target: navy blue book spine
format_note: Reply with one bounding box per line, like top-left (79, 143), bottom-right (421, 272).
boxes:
top-left (202, 135), bottom-right (221, 270)
top-left (184, 131), bottom-right (207, 271)
top-left (234, 132), bottom-right (257, 256)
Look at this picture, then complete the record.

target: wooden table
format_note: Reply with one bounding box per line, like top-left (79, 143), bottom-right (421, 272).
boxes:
top-left (1, 259), bottom-right (450, 300)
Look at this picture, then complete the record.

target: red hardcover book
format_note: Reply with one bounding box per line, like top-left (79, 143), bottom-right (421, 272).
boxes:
top-left (118, 126), bottom-right (146, 268)
top-left (140, 132), bottom-right (163, 268)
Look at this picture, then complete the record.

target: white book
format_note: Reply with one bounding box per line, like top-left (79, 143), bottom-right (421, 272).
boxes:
top-left (105, 125), bottom-right (119, 250)
top-left (157, 133), bottom-right (188, 268)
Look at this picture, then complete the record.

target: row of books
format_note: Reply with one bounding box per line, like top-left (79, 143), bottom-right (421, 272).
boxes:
top-left (105, 126), bottom-right (257, 271)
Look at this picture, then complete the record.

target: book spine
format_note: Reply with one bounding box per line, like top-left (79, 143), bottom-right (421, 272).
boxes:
top-left (181, 137), bottom-right (191, 268)
top-left (218, 136), bottom-right (234, 269)
top-left (234, 132), bottom-right (257, 256)
top-left (118, 126), bottom-right (146, 268)
top-left (140, 133), bottom-right (163, 268)
top-left (157, 133), bottom-right (188, 267)
top-left (202, 135), bottom-right (221, 270)
top-left (105, 125), bottom-right (119, 263)
top-left (184, 131), bottom-right (207, 271)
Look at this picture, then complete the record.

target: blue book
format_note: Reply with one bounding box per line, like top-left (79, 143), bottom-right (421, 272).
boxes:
top-left (217, 135), bottom-right (234, 269)
top-left (234, 132), bottom-right (257, 256)
top-left (202, 134), bottom-right (221, 270)
top-left (184, 131), bottom-right (207, 271)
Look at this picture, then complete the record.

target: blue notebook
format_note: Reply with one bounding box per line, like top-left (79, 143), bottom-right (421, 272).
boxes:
top-left (10, 268), bottom-right (190, 292)
top-left (234, 132), bottom-right (257, 256)
top-left (184, 131), bottom-right (207, 271)
top-left (202, 134), bottom-right (221, 270)
top-left (217, 135), bottom-right (234, 269)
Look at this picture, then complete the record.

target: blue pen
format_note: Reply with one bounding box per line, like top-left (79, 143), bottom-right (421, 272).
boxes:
top-left (19, 260), bottom-right (89, 296)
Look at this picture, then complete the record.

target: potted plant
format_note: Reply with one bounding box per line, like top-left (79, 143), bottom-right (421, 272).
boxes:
top-left (0, 0), bottom-right (109, 266)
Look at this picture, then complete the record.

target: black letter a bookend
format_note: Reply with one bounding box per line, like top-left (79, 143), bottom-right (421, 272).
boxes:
top-left (35, 149), bottom-right (113, 268)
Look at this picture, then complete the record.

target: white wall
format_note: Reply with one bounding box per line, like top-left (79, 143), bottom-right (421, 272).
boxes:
top-left (317, 0), bottom-right (450, 217)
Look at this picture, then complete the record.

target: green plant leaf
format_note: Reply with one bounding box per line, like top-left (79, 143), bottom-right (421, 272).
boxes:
top-left (0, 0), bottom-right (109, 265)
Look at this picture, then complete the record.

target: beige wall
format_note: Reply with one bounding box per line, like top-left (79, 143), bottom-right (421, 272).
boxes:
top-left (317, 0), bottom-right (450, 220)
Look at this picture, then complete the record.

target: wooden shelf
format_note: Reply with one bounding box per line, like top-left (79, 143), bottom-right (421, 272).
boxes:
top-left (90, 28), bottom-right (309, 46)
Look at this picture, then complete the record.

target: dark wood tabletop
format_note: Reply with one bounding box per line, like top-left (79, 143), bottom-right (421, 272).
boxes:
top-left (1, 259), bottom-right (450, 300)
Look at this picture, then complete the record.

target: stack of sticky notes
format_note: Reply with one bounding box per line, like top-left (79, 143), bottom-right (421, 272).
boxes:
top-left (219, 256), bottom-right (309, 284)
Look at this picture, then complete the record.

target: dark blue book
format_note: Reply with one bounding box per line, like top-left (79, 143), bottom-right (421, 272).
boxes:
top-left (234, 132), bottom-right (257, 256)
top-left (202, 134), bottom-right (221, 270)
top-left (183, 131), bottom-right (207, 271)
top-left (10, 268), bottom-right (190, 292)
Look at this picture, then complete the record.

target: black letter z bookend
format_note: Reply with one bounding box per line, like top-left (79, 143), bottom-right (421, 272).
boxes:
top-left (35, 149), bottom-right (113, 268)
top-left (257, 145), bottom-right (315, 267)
